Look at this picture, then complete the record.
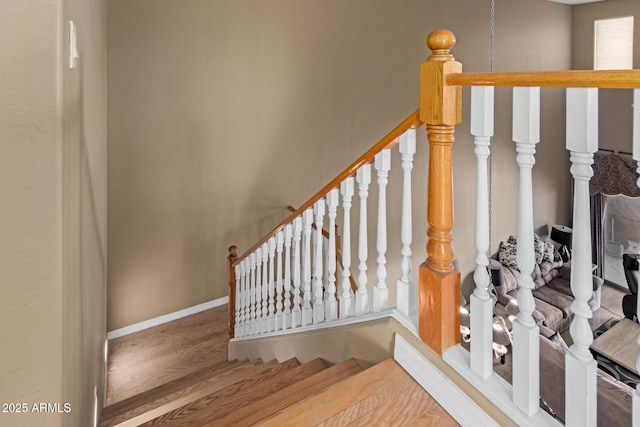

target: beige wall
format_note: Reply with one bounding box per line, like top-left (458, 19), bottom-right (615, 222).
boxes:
top-left (107, 0), bottom-right (573, 329)
top-left (0, 0), bottom-right (107, 426)
top-left (0, 2), bottom-right (63, 425)
top-left (62, 0), bottom-right (109, 424)
top-left (573, 0), bottom-right (640, 154)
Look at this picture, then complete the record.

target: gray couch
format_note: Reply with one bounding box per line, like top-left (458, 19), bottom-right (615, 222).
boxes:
top-left (492, 234), bottom-right (604, 337)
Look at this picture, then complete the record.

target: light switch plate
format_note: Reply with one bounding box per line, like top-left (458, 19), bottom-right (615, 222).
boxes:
top-left (69, 20), bottom-right (78, 69)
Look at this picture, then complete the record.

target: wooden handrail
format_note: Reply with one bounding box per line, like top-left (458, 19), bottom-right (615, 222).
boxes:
top-left (234, 109), bottom-right (423, 266)
top-left (446, 69), bottom-right (640, 89)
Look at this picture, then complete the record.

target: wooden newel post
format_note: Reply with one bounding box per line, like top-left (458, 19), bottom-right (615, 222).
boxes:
top-left (418, 29), bottom-right (462, 355)
top-left (228, 245), bottom-right (239, 338)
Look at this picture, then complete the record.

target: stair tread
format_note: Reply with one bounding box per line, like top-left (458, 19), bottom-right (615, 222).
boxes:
top-left (210, 358), bottom-right (364, 427)
top-left (102, 358), bottom-right (240, 416)
top-left (318, 363), bottom-right (458, 427)
top-left (99, 358), bottom-right (264, 427)
top-left (256, 358), bottom-right (403, 426)
top-left (107, 337), bottom-right (229, 405)
top-left (107, 358), bottom-right (282, 427)
top-left (140, 357), bottom-right (305, 426)
top-left (106, 306), bottom-right (230, 405)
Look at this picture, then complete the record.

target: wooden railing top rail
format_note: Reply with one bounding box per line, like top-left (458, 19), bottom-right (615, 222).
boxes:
top-left (233, 109), bottom-right (423, 266)
top-left (446, 70), bottom-right (640, 89)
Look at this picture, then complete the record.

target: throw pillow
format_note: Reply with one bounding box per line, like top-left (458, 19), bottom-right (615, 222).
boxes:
top-left (498, 241), bottom-right (519, 271)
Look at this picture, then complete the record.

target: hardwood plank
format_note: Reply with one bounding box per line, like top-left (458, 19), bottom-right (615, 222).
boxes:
top-left (256, 358), bottom-right (403, 426)
top-left (102, 358), bottom-right (238, 424)
top-left (100, 359), bottom-right (266, 427)
top-left (109, 306), bottom-right (228, 354)
top-left (190, 358), bottom-right (329, 426)
top-left (320, 367), bottom-right (457, 427)
top-left (140, 358), bottom-right (302, 426)
top-left (108, 331), bottom-right (228, 378)
top-left (317, 374), bottom-right (410, 426)
top-left (403, 410), bottom-right (461, 427)
top-left (107, 335), bottom-right (228, 400)
top-left (210, 358), bottom-right (363, 427)
top-left (108, 308), bottom-right (229, 367)
top-left (109, 325), bottom-right (227, 367)
top-left (104, 359), bottom-right (284, 427)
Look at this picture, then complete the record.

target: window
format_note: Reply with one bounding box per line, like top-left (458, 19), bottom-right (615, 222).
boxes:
top-left (594, 16), bottom-right (634, 70)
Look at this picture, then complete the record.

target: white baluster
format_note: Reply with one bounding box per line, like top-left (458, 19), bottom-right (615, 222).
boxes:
top-left (292, 217), bottom-right (303, 328)
top-left (234, 263), bottom-right (241, 337)
top-left (340, 177), bottom-right (355, 319)
top-left (283, 224), bottom-right (293, 329)
top-left (373, 149), bottom-right (391, 312)
top-left (470, 86), bottom-right (495, 379)
top-left (261, 242), bottom-right (269, 333)
top-left (268, 236), bottom-right (276, 332)
top-left (302, 208), bottom-right (314, 326)
top-left (633, 88), bottom-right (640, 427)
top-left (313, 199), bottom-right (326, 323)
top-left (397, 129), bottom-right (417, 317)
top-left (326, 189), bottom-right (339, 321)
top-left (255, 247), bottom-right (263, 335)
top-left (355, 164), bottom-right (371, 315)
top-left (512, 86), bottom-right (541, 416)
top-left (565, 87), bottom-right (598, 427)
top-left (275, 231), bottom-right (284, 330)
top-left (249, 253), bottom-right (257, 335)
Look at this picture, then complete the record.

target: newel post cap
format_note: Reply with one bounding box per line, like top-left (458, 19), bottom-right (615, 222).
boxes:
top-left (427, 29), bottom-right (456, 61)
top-left (228, 245), bottom-right (238, 259)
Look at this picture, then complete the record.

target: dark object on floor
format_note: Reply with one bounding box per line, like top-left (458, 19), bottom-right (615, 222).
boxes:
top-left (622, 253), bottom-right (640, 321)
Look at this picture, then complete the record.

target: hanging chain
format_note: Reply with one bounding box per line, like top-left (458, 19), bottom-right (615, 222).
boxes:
top-left (490, 0), bottom-right (495, 73)
top-left (488, 0), bottom-right (495, 257)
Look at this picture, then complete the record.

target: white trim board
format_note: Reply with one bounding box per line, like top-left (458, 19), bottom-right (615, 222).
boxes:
top-left (393, 334), bottom-right (500, 427)
top-left (229, 308), bottom-right (418, 343)
top-left (107, 296), bottom-right (229, 340)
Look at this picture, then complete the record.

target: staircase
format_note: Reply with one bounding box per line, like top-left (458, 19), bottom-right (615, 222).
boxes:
top-left (101, 306), bottom-right (457, 426)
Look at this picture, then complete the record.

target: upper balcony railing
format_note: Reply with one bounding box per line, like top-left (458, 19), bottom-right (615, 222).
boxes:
top-left (228, 28), bottom-right (640, 427)
top-left (428, 29), bottom-right (640, 426)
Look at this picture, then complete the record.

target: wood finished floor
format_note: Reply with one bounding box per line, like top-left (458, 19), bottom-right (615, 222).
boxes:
top-left (106, 305), bottom-right (231, 406)
top-left (105, 304), bottom-right (458, 426)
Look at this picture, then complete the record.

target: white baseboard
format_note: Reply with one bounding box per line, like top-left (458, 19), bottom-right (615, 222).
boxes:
top-left (107, 296), bottom-right (229, 340)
